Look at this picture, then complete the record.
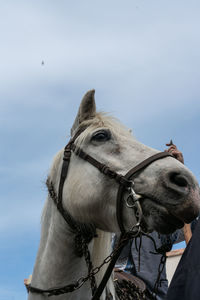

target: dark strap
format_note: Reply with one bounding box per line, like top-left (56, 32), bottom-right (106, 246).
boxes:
top-left (56, 126), bottom-right (93, 232)
top-left (57, 143), bottom-right (78, 230)
top-left (116, 152), bottom-right (173, 234)
top-left (57, 127), bottom-right (85, 221)
top-left (125, 152), bottom-right (173, 179)
top-left (50, 127), bottom-right (97, 249)
top-left (71, 144), bottom-right (133, 188)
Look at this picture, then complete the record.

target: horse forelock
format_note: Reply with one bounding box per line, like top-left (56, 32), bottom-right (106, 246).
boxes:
top-left (73, 112), bottom-right (132, 147)
top-left (49, 112), bottom-right (131, 173)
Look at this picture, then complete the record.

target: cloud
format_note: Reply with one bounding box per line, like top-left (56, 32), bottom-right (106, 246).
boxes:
top-left (2, 2), bottom-right (200, 300)
top-left (1, 0), bottom-right (200, 110)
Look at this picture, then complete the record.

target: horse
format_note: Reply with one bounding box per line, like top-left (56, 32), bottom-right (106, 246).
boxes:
top-left (27, 90), bottom-right (200, 300)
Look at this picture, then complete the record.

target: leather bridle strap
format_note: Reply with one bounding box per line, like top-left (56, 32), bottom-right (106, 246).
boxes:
top-left (56, 127), bottom-right (97, 241)
top-left (57, 141), bottom-right (77, 230)
top-left (57, 128), bottom-right (85, 226)
top-left (123, 151), bottom-right (173, 179)
top-left (116, 151), bottom-right (173, 234)
top-left (71, 144), bottom-right (133, 188)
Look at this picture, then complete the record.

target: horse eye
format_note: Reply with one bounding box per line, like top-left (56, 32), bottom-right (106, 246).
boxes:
top-left (91, 130), bottom-right (111, 142)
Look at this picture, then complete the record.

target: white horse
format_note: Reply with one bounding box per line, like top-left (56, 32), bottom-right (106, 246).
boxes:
top-left (28, 90), bottom-right (200, 300)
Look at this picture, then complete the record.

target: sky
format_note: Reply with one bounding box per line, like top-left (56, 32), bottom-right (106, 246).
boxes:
top-left (1, 0), bottom-right (200, 299)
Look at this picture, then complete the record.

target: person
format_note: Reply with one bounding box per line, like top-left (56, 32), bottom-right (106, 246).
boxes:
top-left (114, 142), bottom-right (185, 300)
top-left (166, 167), bottom-right (200, 300)
top-left (114, 226), bottom-right (181, 300)
top-left (166, 219), bottom-right (200, 300)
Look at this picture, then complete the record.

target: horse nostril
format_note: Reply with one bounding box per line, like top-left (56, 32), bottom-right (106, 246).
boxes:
top-left (169, 172), bottom-right (188, 187)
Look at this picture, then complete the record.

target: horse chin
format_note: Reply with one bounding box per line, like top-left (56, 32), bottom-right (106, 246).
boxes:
top-left (140, 198), bottom-right (184, 234)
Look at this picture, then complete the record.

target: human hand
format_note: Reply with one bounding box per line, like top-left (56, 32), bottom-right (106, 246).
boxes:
top-left (165, 140), bottom-right (184, 164)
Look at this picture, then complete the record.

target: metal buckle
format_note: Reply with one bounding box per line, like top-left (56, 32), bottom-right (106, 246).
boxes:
top-left (124, 186), bottom-right (143, 232)
top-left (125, 187), bottom-right (142, 207)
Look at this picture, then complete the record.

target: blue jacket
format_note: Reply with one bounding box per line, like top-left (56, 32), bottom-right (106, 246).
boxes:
top-left (115, 231), bottom-right (179, 300)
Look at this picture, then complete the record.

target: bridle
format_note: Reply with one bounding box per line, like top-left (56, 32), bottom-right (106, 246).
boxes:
top-left (27, 126), bottom-right (173, 299)
top-left (58, 126), bottom-right (172, 233)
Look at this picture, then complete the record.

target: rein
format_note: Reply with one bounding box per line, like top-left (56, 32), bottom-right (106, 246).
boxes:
top-left (27, 127), bottom-right (173, 299)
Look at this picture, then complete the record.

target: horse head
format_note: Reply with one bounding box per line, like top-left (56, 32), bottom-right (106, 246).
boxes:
top-left (51, 90), bottom-right (200, 235)
top-left (28, 90), bottom-right (200, 300)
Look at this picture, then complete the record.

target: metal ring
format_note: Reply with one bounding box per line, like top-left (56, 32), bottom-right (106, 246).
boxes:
top-left (126, 195), bottom-right (137, 208)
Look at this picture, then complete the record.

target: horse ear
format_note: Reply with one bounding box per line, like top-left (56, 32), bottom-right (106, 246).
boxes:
top-left (71, 89), bottom-right (96, 135)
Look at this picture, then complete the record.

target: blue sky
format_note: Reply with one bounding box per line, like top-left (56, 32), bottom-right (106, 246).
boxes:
top-left (1, 0), bottom-right (200, 299)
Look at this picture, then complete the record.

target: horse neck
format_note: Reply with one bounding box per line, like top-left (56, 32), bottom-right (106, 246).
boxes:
top-left (29, 197), bottom-right (116, 300)
top-left (29, 196), bottom-right (90, 300)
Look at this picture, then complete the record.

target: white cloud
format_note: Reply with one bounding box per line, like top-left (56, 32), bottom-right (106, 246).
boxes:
top-left (1, 0), bottom-right (200, 111)
top-left (1, 3), bottom-right (200, 299)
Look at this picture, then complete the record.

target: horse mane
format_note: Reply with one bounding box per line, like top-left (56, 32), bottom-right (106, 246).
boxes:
top-left (91, 229), bottom-right (115, 297)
